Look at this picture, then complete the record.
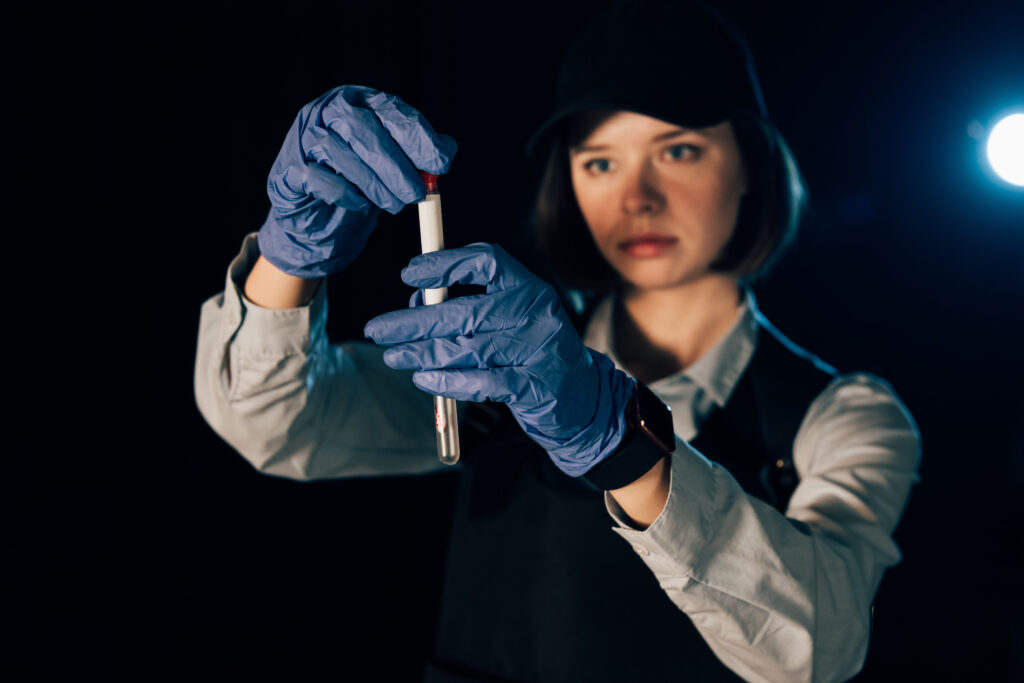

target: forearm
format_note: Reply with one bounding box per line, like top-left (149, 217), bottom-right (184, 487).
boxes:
top-left (244, 254), bottom-right (323, 309)
top-left (666, 470), bottom-right (869, 683)
top-left (608, 456), bottom-right (670, 529)
top-left (603, 374), bottom-right (920, 682)
top-left (195, 233), bottom-right (447, 480)
top-left (607, 446), bottom-right (870, 682)
top-left (194, 243), bottom-right (331, 475)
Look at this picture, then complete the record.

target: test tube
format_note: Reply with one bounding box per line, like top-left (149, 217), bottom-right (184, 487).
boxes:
top-left (417, 171), bottom-right (461, 465)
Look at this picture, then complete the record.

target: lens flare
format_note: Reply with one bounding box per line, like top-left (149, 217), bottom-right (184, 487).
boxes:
top-left (986, 113), bottom-right (1024, 187)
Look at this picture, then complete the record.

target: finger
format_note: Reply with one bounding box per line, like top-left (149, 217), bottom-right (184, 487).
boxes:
top-left (408, 289), bottom-right (424, 307)
top-left (381, 330), bottom-right (540, 371)
top-left (301, 124), bottom-right (407, 214)
top-left (411, 367), bottom-right (532, 403)
top-left (400, 243), bottom-right (537, 293)
top-left (364, 289), bottom-right (536, 344)
top-left (319, 87), bottom-right (429, 208)
top-left (271, 161), bottom-right (373, 213)
top-left (364, 89), bottom-right (458, 175)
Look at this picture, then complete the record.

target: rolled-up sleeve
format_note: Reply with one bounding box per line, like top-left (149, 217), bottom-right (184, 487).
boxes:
top-left (604, 373), bottom-right (921, 683)
top-left (194, 233), bottom-right (450, 480)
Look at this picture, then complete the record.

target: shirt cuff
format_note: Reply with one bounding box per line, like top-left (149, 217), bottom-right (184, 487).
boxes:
top-left (604, 436), bottom-right (718, 573)
top-left (217, 232), bottom-right (328, 356)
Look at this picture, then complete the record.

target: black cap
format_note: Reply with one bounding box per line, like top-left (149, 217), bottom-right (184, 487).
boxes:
top-left (525, 0), bottom-right (768, 157)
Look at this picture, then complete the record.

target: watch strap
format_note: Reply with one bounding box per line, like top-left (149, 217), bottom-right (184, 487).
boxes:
top-left (582, 379), bottom-right (675, 490)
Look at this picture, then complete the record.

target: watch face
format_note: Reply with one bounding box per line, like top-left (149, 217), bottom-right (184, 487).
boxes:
top-left (636, 382), bottom-right (675, 453)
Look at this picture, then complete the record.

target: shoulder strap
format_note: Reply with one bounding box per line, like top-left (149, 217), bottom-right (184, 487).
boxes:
top-left (689, 315), bottom-right (838, 512)
top-left (746, 317), bottom-right (838, 497)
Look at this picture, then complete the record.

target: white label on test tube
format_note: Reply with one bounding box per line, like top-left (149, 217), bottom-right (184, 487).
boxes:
top-left (417, 194), bottom-right (449, 305)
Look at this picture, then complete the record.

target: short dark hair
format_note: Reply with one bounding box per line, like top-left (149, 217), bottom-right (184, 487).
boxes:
top-left (531, 109), bottom-right (808, 294)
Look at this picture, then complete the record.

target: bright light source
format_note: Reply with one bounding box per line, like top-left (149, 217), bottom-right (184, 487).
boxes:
top-left (986, 113), bottom-right (1024, 186)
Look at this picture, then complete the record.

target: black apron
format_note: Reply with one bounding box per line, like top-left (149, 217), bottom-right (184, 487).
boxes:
top-left (422, 316), bottom-right (837, 683)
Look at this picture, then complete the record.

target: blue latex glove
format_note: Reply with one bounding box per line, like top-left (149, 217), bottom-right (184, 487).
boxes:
top-left (257, 85), bottom-right (457, 278)
top-left (363, 243), bottom-right (635, 477)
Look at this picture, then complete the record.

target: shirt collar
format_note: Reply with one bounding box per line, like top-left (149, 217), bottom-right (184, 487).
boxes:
top-left (582, 284), bottom-right (761, 408)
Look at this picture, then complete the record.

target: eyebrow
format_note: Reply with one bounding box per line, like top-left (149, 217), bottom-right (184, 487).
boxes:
top-left (571, 128), bottom-right (699, 153)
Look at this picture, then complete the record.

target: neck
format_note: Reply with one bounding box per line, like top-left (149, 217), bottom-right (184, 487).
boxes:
top-left (613, 274), bottom-right (743, 384)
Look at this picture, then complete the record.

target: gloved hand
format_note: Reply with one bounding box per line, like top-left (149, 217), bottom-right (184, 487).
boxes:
top-left (363, 243), bottom-right (635, 477)
top-left (257, 85), bottom-right (457, 278)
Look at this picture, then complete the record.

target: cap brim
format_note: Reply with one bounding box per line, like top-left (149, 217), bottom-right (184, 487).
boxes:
top-left (524, 100), bottom-right (732, 158)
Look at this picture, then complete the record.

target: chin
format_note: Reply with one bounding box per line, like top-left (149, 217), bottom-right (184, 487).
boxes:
top-left (619, 267), bottom-right (700, 292)
top-left (620, 256), bottom-right (735, 292)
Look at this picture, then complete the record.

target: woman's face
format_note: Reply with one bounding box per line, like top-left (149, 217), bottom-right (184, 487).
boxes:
top-left (569, 110), bottom-right (748, 292)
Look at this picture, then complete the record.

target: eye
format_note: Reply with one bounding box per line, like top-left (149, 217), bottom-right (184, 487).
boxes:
top-left (663, 143), bottom-right (701, 161)
top-left (582, 158), bottom-right (615, 175)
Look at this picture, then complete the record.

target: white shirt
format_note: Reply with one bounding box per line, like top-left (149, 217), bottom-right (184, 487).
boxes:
top-left (194, 233), bottom-right (921, 683)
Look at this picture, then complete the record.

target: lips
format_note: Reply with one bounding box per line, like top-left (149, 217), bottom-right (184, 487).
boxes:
top-left (618, 234), bottom-right (679, 257)
top-left (614, 235), bottom-right (679, 248)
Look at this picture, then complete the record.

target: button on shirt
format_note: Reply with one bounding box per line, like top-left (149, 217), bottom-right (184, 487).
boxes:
top-left (195, 233), bottom-right (921, 683)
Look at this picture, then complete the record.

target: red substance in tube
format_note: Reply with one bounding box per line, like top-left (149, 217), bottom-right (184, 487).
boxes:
top-left (419, 171), bottom-right (439, 193)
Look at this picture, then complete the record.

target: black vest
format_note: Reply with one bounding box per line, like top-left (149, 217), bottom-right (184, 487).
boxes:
top-left (422, 315), bottom-right (837, 683)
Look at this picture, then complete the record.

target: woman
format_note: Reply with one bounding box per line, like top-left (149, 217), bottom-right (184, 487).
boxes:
top-left (194, 1), bottom-right (920, 681)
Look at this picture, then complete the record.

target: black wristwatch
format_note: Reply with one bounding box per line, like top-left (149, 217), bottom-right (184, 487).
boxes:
top-left (583, 379), bottom-right (676, 490)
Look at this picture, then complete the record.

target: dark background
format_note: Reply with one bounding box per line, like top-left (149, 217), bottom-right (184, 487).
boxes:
top-left (85, 0), bottom-right (1024, 678)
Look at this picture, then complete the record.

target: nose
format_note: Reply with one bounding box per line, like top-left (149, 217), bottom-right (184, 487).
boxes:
top-left (621, 161), bottom-right (665, 216)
